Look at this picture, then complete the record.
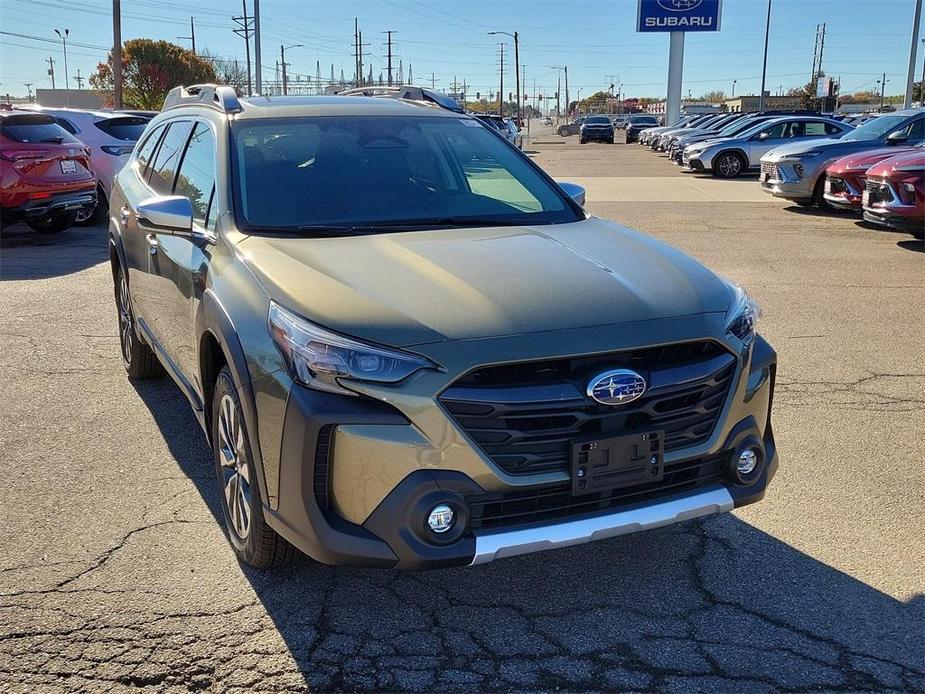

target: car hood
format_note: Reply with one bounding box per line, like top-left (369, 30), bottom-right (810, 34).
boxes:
top-left (689, 136), bottom-right (732, 150)
top-left (826, 146), bottom-right (919, 174)
top-left (238, 218), bottom-right (732, 347)
top-left (865, 150), bottom-right (925, 177)
top-left (763, 137), bottom-right (883, 161)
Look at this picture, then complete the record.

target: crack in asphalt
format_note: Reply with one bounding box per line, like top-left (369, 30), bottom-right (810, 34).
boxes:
top-left (775, 373), bottom-right (925, 412)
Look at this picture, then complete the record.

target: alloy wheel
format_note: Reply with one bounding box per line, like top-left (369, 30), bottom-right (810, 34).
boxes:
top-left (117, 272), bottom-right (133, 365)
top-left (218, 393), bottom-right (251, 540)
top-left (718, 154), bottom-right (742, 178)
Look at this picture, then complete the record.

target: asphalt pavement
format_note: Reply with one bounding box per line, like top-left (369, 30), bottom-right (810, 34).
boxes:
top-left (1, 124), bottom-right (922, 693)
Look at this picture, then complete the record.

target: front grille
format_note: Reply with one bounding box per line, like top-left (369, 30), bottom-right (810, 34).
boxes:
top-left (440, 341), bottom-right (737, 476)
top-left (760, 161), bottom-right (779, 180)
top-left (865, 179), bottom-right (894, 204)
top-left (313, 425), bottom-right (335, 509)
top-left (468, 452), bottom-right (729, 530)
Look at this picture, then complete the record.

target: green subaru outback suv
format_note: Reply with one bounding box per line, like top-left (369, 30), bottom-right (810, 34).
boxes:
top-left (109, 85), bottom-right (777, 569)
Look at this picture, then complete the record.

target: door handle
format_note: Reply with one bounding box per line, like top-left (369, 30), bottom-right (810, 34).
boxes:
top-left (120, 206), bottom-right (130, 225)
top-left (145, 233), bottom-right (159, 254)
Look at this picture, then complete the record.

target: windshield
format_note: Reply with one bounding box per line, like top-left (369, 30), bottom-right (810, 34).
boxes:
top-left (720, 117), bottom-right (769, 137)
top-left (585, 116), bottom-right (610, 124)
top-left (94, 116), bottom-right (150, 141)
top-left (840, 115), bottom-right (907, 142)
top-left (232, 116), bottom-right (581, 233)
top-left (631, 116), bottom-right (658, 124)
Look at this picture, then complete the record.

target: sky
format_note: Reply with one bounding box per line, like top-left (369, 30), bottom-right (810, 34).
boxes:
top-left (0, 0), bottom-right (922, 102)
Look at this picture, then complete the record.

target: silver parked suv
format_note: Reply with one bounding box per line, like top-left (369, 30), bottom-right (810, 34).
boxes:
top-left (109, 84), bottom-right (777, 570)
top-left (760, 109), bottom-right (925, 207)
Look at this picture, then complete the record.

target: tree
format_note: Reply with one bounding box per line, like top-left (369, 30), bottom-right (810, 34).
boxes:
top-left (90, 39), bottom-right (216, 109)
top-left (200, 51), bottom-right (249, 96)
top-left (700, 90), bottom-right (726, 103)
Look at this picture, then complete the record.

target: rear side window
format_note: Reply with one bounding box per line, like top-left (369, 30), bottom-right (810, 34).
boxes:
top-left (174, 122), bottom-right (216, 229)
top-left (803, 122), bottom-right (827, 136)
top-left (95, 116), bottom-right (150, 142)
top-left (825, 123), bottom-right (843, 135)
top-left (149, 121), bottom-right (192, 194)
top-left (53, 117), bottom-right (79, 135)
top-left (0, 114), bottom-right (79, 144)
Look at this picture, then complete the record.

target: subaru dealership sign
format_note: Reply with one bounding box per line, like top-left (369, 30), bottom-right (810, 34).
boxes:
top-left (637, 0), bottom-right (723, 32)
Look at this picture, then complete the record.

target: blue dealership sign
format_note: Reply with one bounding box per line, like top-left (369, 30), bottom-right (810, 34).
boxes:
top-left (637, 0), bottom-right (723, 32)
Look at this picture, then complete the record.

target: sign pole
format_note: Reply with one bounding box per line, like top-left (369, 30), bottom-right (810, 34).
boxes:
top-left (666, 31), bottom-right (684, 125)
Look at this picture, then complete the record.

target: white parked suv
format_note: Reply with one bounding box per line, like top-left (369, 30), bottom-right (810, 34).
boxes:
top-left (21, 107), bottom-right (151, 223)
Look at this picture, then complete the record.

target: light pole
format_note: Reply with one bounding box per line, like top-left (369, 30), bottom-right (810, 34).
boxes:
top-left (877, 74), bottom-right (889, 111)
top-left (54, 28), bottom-right (69, 105)
top-left (920, 38), bottom-right (925, 105)
top-left (576, 87), bottom-right (583, 116)
top-left (280, 43), bottom-right (302, 95)
top-left (731, 79), bottom-right (737, 98)
top-left (489, 31), bottom-right (519, 123)
top-left (758, 0), bottom-right (772, 112)
top-left (549, 66), bottom-right (565, 121)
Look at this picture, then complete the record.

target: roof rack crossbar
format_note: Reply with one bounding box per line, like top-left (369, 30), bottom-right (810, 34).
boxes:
top-left (339, 86), bottom-right (464, 114)
top-left (162, 84), bottom-right (243, 114)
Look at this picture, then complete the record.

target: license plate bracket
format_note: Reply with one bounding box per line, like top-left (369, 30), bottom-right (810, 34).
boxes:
top-left (862, 189), bottom-right (870, 206)
top-left (571, 430), bottom-right (665, 496)
top-left (60, 160), bottom-right (77, 174)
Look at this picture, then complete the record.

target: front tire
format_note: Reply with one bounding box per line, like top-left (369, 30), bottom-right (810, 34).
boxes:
top-left (812, 175), bottom-right (832, 210)
top-left (114, 265), bottom-right (163, 380)
top-left (213, 366), bottom-right (296, 569)
top-left (25, 210), bottom-right (77, 234)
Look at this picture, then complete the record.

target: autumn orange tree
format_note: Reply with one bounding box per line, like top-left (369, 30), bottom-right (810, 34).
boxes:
top-left (90, 39), bottom-right (216, 109)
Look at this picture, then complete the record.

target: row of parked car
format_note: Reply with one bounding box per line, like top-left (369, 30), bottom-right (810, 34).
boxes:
top-left (0, 104), bottom-right (154, 233)
top-left (557, 113), bottom-right (661, 143)
top-left (634, 108), bottom-right (924, 237)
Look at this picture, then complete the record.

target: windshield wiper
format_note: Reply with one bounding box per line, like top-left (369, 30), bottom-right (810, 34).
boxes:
top-left (40, 137), bottom-right (64, 143)
top-left (293, 218), bottom-right (534, 235)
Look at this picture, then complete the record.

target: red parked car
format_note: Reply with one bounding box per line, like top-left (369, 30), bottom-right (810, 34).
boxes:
top-left (862, 147), bottom-right (925, 236)
top-left (0, 110), bottom-right (96, 233)
top-left (823, 146), bottom-right (917, 212)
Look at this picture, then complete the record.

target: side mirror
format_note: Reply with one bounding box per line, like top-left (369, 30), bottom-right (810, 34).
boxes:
top-left (558, 181), bottom-right (586, 207)
top-left (756, 132), bottom-right (770, 141)
top-left (136, 195), bottom-right (195, 235)
top-left (886, 130), bottom-right (909, 145)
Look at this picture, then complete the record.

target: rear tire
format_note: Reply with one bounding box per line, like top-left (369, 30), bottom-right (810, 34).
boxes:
top-left (213, 366), bottom-right (296, 569)
top-left (76, 188), bottom-right (107, 226)
top-left (114, 264), bottom-right (163, 380)
top-left (25, 210), bottom-right (77, 234)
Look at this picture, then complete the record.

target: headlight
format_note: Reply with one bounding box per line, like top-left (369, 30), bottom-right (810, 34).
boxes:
top-left (268, 301), bottom-right (436, 395)
top-left (792, 151), bottom-right (823, 159)
top-left (725, 283), bottom-right (762, 343)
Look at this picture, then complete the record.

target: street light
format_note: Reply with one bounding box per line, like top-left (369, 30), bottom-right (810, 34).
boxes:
top-left (280, 43), bottom-right (302, 95)
top-left (53, 28), bottom-right (69, 103)
top-left (576, 87), bottom-right (583, 115)
top-left (488, 31), bottom-right (519, 123)
top-left (549, 65), bottom-right (567, 122)
top-left (732, 79), bottom-right (737, 98)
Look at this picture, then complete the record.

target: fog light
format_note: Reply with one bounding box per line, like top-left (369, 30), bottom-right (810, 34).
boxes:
top-left (427, 504), bottom-right (455, 534)
top-left (737, 448), bottom-right (759, 475)
top-left (793, 163), bottom-right (804, 178)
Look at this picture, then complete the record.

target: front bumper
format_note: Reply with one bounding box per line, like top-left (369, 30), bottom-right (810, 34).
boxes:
top-left (760, 160), bottom-right (816, 201)
top-left (263, 334), bottom-right (779, 570)
top-left (862, 208), bottom-right (924, 234)
top-left (581, 129), bottom-right (614, 141)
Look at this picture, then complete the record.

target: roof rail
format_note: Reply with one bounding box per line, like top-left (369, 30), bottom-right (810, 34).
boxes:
top-left (338, 85), bottom-right (465, 114)
top-left (162, 84), bottom-right (243, 114)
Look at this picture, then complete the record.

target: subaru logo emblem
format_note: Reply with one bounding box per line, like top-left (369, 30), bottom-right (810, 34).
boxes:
top-left (587, 369), bottom-right (647, 406)
top-left (657, 0), bottom-right (704, 10)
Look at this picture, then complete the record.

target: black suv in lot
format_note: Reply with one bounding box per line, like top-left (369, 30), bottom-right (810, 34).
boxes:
top-left (624, 114), bottom-right (661, 143)
top-left (109, 85), bottom-right (776, 570)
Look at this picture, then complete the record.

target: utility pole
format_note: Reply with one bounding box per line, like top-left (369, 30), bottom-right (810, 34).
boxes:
top-left (112, 0), bottom-right (122, 109)
top-left (73, 69), bottom-right (84, 89)
top-left (46, 56), bottom-right (56, 90)
top-left (254, 0), bottom-right (262, 94)
top-left (179, 16), bottom-right (196, 54)
top-left (53, 28), bottom-right (69, 106)
top-left (431, 72), bottom-right (436, 90)
top-left (878, 73), bottom-right (889, 111)
top-left (359, 30), bottom-right (365, 87)
top-left (281, 45), bottom-right (287, 95)
top-left (513, 33), bottom-right (520, 123)
top-left (384, 30), bottom-right (395, 86)
top-left (24, 82), bottom-right (34, 101)
top-left (921, 38), bottom-right (925, 106)
top-left (354, 18), bottom-right (360, 86)
top-left (758, 0), bottom-right (771, 111)
top-left (564, 65), bottom-right (568, 117)
top-left (903, 0), bottom-right (922, 108)
top-left (232, 1), bottom-right (254, 95)
top-left (498, 42), bottom-right (504, 116)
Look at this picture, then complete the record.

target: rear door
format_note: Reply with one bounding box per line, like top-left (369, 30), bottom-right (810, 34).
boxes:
top-left (123, 120), bottom-right (192, 349)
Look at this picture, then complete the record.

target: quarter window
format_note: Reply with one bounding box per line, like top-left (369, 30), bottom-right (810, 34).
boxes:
top-left (135, 125), bottom-right (165, 174)
top-left (803, 122), bottom-right (827, 136)
top-left (149, 121), bottom-right (193, 194)
top-left (174, 122), bottom-right (217, 229)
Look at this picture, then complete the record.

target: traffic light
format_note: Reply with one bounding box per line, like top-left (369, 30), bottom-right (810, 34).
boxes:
top-left (509, 92), bottom-right (512, 102)
top-left (476, 92), bottom-right (480, 100)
